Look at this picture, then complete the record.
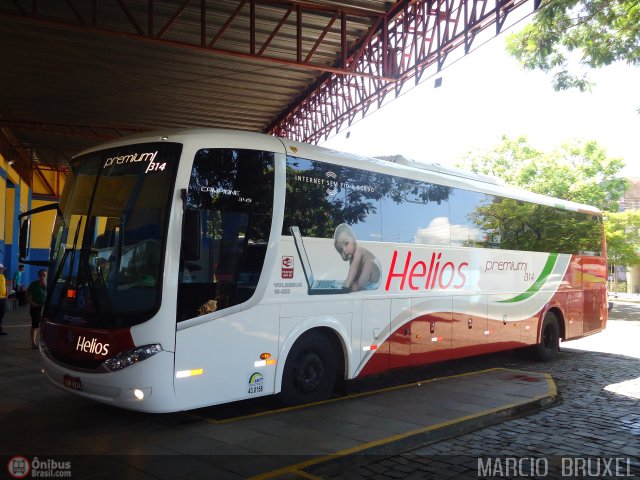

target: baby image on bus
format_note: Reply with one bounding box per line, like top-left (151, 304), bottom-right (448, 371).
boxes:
top-left (333, 223), bottom-right (381, 292)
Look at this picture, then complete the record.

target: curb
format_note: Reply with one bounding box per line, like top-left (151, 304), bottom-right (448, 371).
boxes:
top-left (250, 373), bottom-right (559, 480)
top-left (305, 391), bottom-right (559, 478)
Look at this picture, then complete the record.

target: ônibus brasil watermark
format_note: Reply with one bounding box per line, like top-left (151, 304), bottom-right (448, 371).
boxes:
top-left (477, 456), bottom-right (636, 478)
top-left (7, 456), bottom-right (71, 478)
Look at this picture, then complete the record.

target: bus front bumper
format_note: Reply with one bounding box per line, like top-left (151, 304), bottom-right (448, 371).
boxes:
top-left (40, 349), bottom-right (179, 413)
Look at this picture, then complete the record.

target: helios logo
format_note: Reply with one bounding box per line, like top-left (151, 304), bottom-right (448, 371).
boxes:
top-left (385, 250), bottom-right (468, 292)
top-left (75, 336), bottom-right (110, 356)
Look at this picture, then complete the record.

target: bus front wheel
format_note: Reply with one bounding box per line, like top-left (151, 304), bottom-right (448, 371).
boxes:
top-left (532, 312), bottom-right (560, 362)
top-left (280, 330), bottom-right (337, 406)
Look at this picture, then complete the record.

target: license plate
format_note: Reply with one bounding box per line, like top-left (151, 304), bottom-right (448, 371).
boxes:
top-left (63, 375), bottom-right (83, 391)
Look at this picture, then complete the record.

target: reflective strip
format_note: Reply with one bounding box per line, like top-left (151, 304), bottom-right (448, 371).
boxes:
top-left (176, 368), bottom-right (204, 378)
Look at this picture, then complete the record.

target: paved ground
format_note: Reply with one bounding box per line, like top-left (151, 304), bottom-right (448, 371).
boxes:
top-left (307, 301), bottom-right (640, 479)
top-left (0, 303), bottom-right (557, 480)
top-left (1, 300), bottom-right (639, 479)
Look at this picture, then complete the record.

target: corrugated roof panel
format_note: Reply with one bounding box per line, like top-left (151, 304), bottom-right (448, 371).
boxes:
top-left (0, 1), bottom-right (392, 170)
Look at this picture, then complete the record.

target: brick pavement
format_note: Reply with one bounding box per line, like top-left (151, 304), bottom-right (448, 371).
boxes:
top-left (309, 341), bottom-right (640, 479)
top-left (3, 302), bottom-right (639, 479)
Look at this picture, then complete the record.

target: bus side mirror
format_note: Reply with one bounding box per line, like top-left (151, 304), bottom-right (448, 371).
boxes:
top-left (19, 218), bottom-right (31, 260)
top-left (182, 209), bottom-right (201, 261)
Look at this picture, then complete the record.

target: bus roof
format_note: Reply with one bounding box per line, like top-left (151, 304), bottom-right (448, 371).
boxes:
top-left (75, 128), bottom-right (603, 217)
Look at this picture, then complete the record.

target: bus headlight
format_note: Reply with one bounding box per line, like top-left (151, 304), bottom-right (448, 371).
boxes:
top-left (103, 344), bottom-right (162, 372)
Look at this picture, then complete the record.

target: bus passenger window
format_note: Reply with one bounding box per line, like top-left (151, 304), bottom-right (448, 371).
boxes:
top-left (177, 148), bottom-right (274, 322)
top-left (449, 190), bottom-right (494, 248)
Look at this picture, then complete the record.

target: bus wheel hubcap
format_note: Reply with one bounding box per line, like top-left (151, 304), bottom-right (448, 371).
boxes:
top-left (294, 352), bottom-right (325, 393)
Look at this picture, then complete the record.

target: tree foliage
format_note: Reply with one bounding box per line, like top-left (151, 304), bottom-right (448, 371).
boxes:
top-left (461, 135), bottom-right (627, 212)
top-left (605, 210), bottom-right (640, 268)
top-left (459, 136), bottom-right (640, 267)
top-left (506, 0), bottom-right (640, 91)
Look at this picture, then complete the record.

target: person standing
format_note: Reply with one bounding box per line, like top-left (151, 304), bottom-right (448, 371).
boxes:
top-left (26, 269), bottom-right (47, 349)
top-left (12, 264), bottom-right (26, 306)
top-left (0, 264), bottom-right (7, 335)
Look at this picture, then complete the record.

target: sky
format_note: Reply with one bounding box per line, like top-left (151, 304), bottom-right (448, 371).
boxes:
top-left (321, 24), bottom-right (640, 179)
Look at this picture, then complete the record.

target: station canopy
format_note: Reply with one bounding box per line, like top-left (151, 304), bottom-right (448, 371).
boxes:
top-left (0, 0), bottom-right (535, 174)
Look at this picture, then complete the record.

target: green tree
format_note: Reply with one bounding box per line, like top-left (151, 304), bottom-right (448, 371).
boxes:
top-left (459, 135), bottom-right (639, 280)
top-left (460, 135), bottom-right (627, 211)
top-left (506, 0), bottom-right (640, 91)
top-left (605, 210), bottom-right (640, 291)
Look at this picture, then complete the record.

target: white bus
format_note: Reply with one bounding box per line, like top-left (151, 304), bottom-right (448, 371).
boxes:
top-left (24, 129), bottom-right (607, 412)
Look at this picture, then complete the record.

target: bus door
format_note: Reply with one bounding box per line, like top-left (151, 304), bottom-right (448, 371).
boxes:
top-left (582, 257), bottom-right (608, 334)
top-left (388, 298), bottom-right (412, 369)
top-left (564, 256), bottom-right (585, 339)
top-left (361, 299), bottom-right (392, 373)
top-left (565, 290), bottom-right (585, 340)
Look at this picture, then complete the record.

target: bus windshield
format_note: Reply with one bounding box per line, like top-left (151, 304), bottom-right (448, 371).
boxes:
top-left (45, 142), bottom-right (181, 329)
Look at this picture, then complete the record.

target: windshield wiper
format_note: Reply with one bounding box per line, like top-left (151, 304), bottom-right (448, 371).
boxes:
top-left (81, 250), bottom-right (112, 326)
top-left (46, 248), bottom-right (70, 318)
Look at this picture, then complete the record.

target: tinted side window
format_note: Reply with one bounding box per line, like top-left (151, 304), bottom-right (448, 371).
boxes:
top-left (546, 209), bottom-right (602, 256)
top-left (464, 192), bottom-right (602, 255)
top-left (449, 189), bottom-right (494, 248)
top-left (177, 149), bottom-right (274, 322)
top-left (283, 156), bottom-right (452, 246)
top-left (283, 156), bottom-right (381, 242)
top-left (473, 197), bottom-right (547, 251)
top-left (380, 178), bottom-right (450, 244)
top-left (283, 157), bottom-right (601, 256)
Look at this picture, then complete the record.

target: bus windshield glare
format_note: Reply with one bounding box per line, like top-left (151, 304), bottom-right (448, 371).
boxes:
top-left (45, 142), bottom-right (181, 329)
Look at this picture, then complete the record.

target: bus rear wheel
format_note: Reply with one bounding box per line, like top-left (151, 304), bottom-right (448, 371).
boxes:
top-left (281, 330), bottom-right (337, 406)
top-left (532, 312), bottom-right (560, 362)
